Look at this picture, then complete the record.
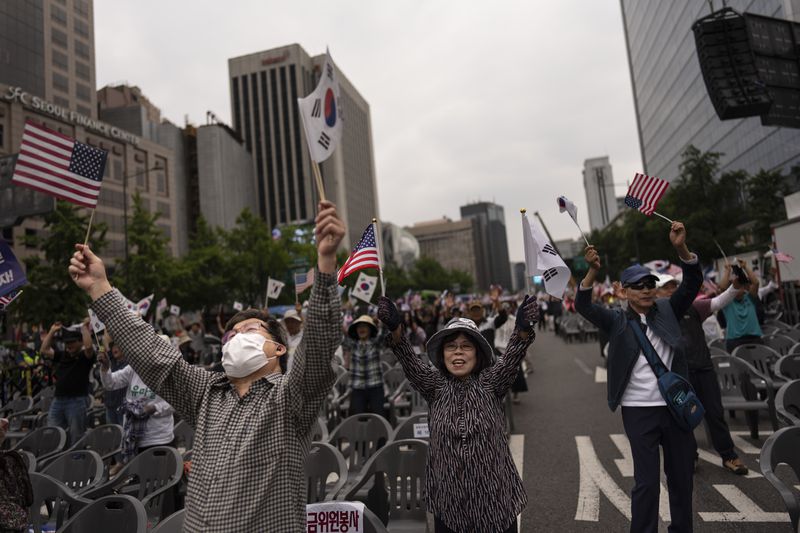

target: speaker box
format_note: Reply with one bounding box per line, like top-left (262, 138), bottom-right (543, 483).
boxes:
top-left (693, 8), bottom-right (772, 120)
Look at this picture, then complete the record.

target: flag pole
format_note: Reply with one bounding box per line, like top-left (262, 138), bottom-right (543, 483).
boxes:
top-left (311, 161), bottom-right (327, 203)
top-left (521, 209), bottom-right (532, 295)
top-left (373, 218), bottom-right (386, 297)
top-left (713, 239), bottom-right (731, 266)
top-left (83, 209), bottom-right (95, 247)
top-left (652, 211), bottom-right (673, 224)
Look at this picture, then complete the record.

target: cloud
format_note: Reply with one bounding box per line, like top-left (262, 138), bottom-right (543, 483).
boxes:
top-left (95, 0), bottom-right (641, 263)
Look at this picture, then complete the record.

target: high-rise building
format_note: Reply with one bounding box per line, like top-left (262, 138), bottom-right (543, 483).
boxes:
top-left (228, 44), bottom-right (379, 249)
top-left (583, 156), bottom-right (618, 231)
top-left (621, 0), bottom-right (800, 182)
top-left (460, 202), bottom-right (512, 290)
top-left (407, 218), bottom-right (481, 286)
top-left (0, 0), bottom-right (97, 118)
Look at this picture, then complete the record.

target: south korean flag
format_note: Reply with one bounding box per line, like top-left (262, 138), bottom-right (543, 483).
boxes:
top-left (297, 49), bottom-right (343, 163)
top-left (521, 211), bottom-right (571, 299)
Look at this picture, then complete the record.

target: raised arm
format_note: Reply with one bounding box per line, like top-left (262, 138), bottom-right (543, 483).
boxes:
top-left (283, 201), bottom-right (344, 433)
top-left (40, 322), bottom-right (61, 358)
top-left (378, 296), bottom-right (443, 402)
top-left (481, 296), bottom-right (537, 395)
top-left (99, 359), bottom-right (133, 391)
top-left (667, 222), bottom-right (702, 319)
top-left (575, 246), bottom-right (615, 332)
top-left (69, 244), bottom-right (213, 428)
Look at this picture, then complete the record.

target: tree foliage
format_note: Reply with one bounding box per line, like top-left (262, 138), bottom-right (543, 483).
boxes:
top-left (590, 145), bottom-right (792, 278)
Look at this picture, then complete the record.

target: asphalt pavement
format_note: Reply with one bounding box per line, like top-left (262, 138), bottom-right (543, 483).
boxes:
top-left (511, 329), bottom-right (794, 532)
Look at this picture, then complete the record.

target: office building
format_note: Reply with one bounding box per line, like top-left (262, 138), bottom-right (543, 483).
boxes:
top-left (0, 81), bottom-right (179, 261)
top-left (621, 0), bottom-right (800, 182)
top-left (460, 201), bottom-right (512, 290)
top-left (0, 0), bottom-right (97, 118)
top-left (196, 123), bottom-right (258, 231)
top-left (583, 156), bottom-right (618, 231)
top-left (511, 262), bottom-right (527, 293)
top-left (228, 44), bottom-right (379, 249)
top-left (408, 218), bottom-right (481, 287)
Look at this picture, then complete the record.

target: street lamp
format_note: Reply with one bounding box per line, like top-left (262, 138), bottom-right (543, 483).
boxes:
top-left (122, 164), bottom-right (162, 261)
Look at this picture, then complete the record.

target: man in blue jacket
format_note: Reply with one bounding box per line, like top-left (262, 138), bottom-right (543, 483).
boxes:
top-left (576, 221), bottom-right (702, 533)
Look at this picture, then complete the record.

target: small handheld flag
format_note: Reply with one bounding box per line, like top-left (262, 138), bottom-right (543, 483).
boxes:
top-left (12, 121), bottom-right (107, 209)
top-left (297, 49), bottom-right (342, 201)
top-left (625, 173), bottom-right (671, 222)
top-left (521, 209), bottom-right (571, 299)
top-left (266, 277), bottom-right (286, 301)
top-left (351, 272), bottom-right (378, 303)
top-left (294, 269), bottom-right (315, 294)
top-left (0, 241), bottom-right (27, 299)
top-left (337, 223), bottom-right (381, 284)
top-left (557, 196), bottom-right (589, 247)
top-left (0, 289), bottom-right (22, 310)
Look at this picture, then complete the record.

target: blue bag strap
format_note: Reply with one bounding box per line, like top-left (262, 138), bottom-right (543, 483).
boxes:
top-left (627, 319), bottom-right (668, 378)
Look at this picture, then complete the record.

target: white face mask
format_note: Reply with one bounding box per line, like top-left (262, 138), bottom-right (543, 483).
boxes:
top-left (221, 332), bottom-right (276, 378)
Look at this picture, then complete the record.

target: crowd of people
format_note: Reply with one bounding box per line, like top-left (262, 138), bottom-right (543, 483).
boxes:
top-left (0, 202), bottom-right (794, 532)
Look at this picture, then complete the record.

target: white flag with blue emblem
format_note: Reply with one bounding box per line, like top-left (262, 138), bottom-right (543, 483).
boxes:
top-left (297, 49), bottom-right (342, 163)
top-left (351, 272), bottom-right (378, 304)
top-left (522, 211), bottom-right (570, 299)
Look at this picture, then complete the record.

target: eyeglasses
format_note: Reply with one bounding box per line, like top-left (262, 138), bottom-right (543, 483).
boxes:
top-left (443, 342), bottom-right (476, 353)
top-left (222, 322), bottom-right (269, 344)
top-left (625, 279), bottom-right (656, 291)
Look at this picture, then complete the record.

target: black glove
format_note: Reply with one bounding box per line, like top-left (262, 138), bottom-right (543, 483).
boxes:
top-left (515, 295), bottom-right (540, 334)
top-left (377, 296), bottom-right (403, 332)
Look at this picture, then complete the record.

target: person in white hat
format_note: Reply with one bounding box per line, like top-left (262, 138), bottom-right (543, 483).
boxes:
top-left (377, 295), bottom-right (539, 533)
top-left (282, 308), bottom-right (304, 372)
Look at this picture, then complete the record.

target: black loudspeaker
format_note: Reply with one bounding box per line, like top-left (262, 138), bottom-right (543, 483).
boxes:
top-left (693, 8), bottom-right (772, 120)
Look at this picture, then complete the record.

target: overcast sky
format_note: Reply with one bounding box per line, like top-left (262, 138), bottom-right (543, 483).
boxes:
top-left (95, 0), bottom-right (642, 263)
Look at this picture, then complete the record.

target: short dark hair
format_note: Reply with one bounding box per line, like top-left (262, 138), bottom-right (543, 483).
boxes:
top-left (224, 309), bottom-right (288, 373)
top-left (436, 331), bottom-right (491, 374)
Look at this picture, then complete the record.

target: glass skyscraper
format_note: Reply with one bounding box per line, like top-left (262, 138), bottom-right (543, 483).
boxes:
top-left (621, 0), bottom-right (800, 181)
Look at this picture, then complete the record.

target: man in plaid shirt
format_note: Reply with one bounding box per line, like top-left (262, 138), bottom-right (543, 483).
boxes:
top-left (69, 201), bottom-right (345, 532)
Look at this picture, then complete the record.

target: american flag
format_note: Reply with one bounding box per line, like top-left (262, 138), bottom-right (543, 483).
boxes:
top-left (625, 172), bottom-right (669, 216)
top-left (773, 248), bottom-right (794, 263)
top-left (337, 223), bottom-right (381, 284)
top-left (12, 121), bottom-right (107, 209)
top-left (294, 268), bottom-right (315, 294)
top-left (0, 289), bottom-right (22, 310)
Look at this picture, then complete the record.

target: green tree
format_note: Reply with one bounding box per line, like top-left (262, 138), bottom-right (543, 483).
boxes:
top-left (170, 216), bottom-right (230, 310)
top-left (14, 201), bottom-right (107, 325)
top-left (112, 192), bottom-right (174, 302)
top-left (746, 168), bottom-right (789, 248)
top-left (223, 209), bottom-right (292, 306)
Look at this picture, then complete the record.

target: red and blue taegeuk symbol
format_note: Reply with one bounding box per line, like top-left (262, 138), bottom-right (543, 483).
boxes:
top-left (359, 281), bottom-right (371, 291)
top-left (324, 88), bottom-right (337, 127)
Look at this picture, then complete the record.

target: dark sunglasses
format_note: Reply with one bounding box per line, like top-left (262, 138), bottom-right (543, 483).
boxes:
top-left (624, 279), bottom-right (656, 291)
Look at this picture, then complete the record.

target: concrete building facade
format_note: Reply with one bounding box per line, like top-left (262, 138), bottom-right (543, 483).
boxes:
top-left (407, 218), bottom-right (480, 286)
top-left (583, 156), bottom-right (619, 231)
top-left (0, 0), bottom-right (97, 119)
top-left (228, 44), bottom-right (379, 249)
top-left (196, 123), bottom-right (258, 231)
top-left (0, 82), bottom-right (179, 261)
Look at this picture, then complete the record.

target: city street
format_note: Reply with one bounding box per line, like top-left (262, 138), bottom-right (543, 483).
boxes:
top-left (510, 329), bottom-right (793, 532)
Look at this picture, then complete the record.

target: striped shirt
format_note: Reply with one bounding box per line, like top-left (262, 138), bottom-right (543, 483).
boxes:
top-left (91, 272), bottom-right (340, 532)
top-left (386, 330), bottom-right (532, 531)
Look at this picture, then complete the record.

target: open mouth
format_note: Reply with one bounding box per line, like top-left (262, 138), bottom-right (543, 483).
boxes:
top-left (451, 358), bottom-right (466, 368)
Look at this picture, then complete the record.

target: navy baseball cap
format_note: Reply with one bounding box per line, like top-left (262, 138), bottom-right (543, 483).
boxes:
top-left (620, 264), bottom-right (659, 287)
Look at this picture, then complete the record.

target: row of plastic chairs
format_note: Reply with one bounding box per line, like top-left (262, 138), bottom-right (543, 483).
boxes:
top-left (709, 334), bottom-right (800, 357)
top-left (306, 438), bottom-right (429, 531)
top-left (557, 313), bottom-right (598, 343)
top-left (760, 425), bottom-right (800, 532)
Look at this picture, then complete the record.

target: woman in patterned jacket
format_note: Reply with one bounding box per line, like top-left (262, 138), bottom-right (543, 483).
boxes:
top-left (377, 295), bottom-right (539, 533)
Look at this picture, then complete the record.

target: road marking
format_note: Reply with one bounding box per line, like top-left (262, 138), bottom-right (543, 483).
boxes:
top-left (595, 366), bottom-right (607, 383)
top-left (610, 434), bottom-right (633, 477)
top-left (574, 357), bottom-right (593, 375)
top-left (695, 448), bottom-right (761, 478)
top-left (609, 434), bottom-right (671, 522)
top-left (575, 436), bottom-right (631, 521)
top-left (510, 434), bottom-right (524, 530)
top-left (729, 430), bottom-right (772, 455)
top-left (698, 485), bottom-right (790, 522)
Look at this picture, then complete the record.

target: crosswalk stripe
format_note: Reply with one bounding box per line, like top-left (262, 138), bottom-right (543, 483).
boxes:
top-left (699, 485), bottom-right (790, 522)
top-left (594, 366), bottom-right (607, 383)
